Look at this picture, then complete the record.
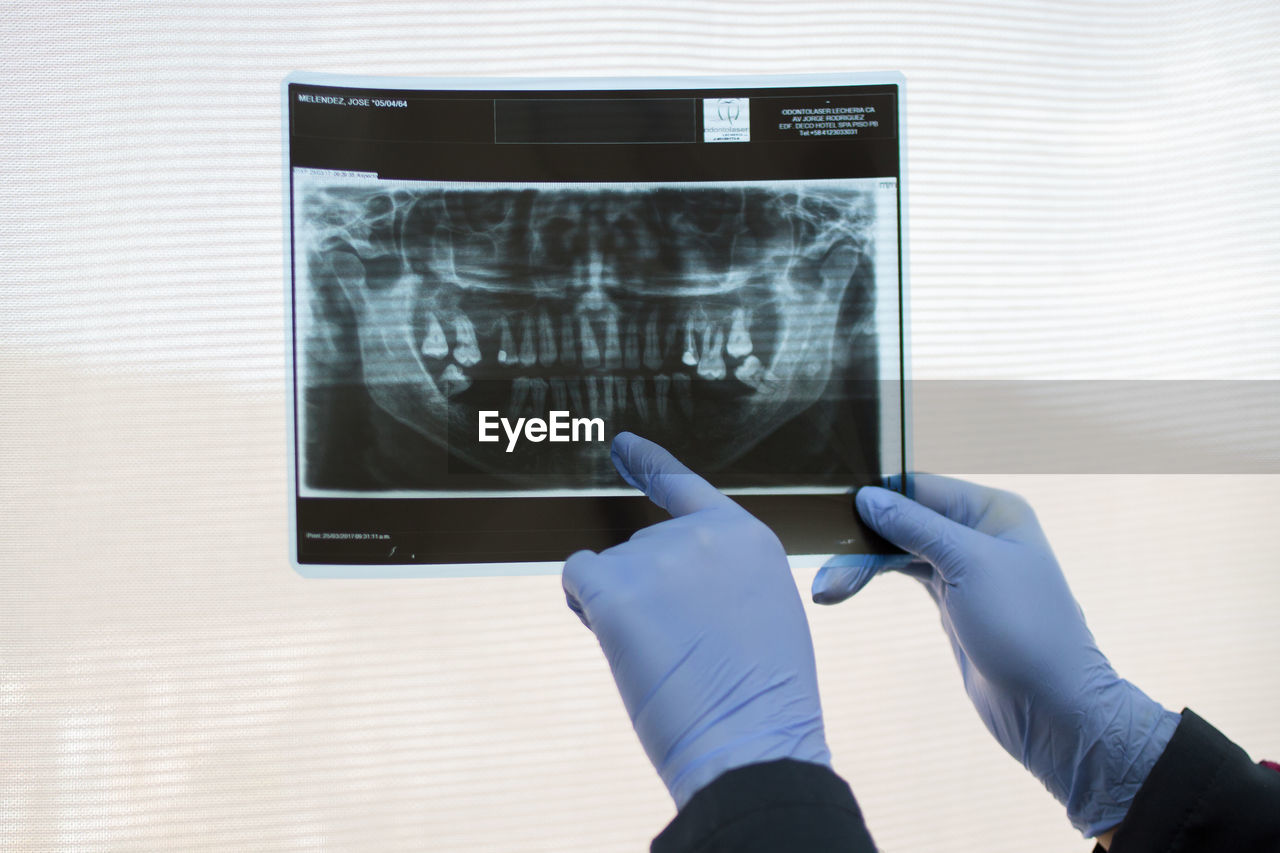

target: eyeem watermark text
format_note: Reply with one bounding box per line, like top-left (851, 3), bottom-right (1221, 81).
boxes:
top-left (478, 410), bottom-right (605, 453)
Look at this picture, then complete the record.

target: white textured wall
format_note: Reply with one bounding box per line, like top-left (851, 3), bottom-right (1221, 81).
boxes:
top-left (1, 2), bottom-right (1277, 851)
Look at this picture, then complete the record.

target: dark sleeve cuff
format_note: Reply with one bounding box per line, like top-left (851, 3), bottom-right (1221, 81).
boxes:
top-left (651, 759), bottom-right (876, 853)
top-left (1107, 708), bottom-right (1280, 853)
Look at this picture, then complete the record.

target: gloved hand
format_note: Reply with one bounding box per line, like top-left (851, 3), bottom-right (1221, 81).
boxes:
top-left (563, 432), bottom-right (831, 809)
top-left (812, 475), bottom-right (1180, 837)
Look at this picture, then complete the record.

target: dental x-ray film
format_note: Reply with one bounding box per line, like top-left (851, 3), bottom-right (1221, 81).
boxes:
top-left (285, 73), bottom-right (908, 575)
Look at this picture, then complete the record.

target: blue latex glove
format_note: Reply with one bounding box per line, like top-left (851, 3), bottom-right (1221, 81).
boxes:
top-left (812, 475), bottom-right (1179, 837)
top-left (563, 432), bottom-right (831, 809)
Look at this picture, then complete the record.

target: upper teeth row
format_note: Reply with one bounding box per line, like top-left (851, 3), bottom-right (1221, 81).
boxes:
top-left (422, 308), bottom-right (756, 381)
top-left (433, 351), bottom-right (775, 407)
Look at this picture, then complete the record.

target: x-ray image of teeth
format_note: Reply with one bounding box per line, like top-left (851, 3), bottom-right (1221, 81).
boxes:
top-left (296, 179), bottom-right (882, 492)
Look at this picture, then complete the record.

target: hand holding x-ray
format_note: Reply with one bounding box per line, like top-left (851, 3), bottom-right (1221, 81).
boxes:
top-left (562, 433), bottom-right (832, 808)
top-left (813, 476), bottom-right (1181, 838)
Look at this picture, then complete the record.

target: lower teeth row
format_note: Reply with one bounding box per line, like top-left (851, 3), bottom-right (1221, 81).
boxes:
top-left (433, 361), bottom-right (773, 421)
top-left (507, 374), bottom-right (687, 422)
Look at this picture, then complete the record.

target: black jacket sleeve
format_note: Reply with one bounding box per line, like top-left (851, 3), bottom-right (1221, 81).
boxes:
top-left (1100, 708), bottom-right (1280, 853)
top-left (650, 759), bottom-right (876, 853)
top-left (651, 710), bottom-right (1279, 853)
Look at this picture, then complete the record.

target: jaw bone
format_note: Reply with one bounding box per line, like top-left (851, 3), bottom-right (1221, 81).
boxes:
top-left (321, 250), bottom-right (447, 438)
top-left (304, 183), bottom-right (874, 483)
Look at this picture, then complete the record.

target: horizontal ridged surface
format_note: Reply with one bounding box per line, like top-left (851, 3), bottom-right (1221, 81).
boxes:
top-left (1, 2), bottom-right (1278, 850)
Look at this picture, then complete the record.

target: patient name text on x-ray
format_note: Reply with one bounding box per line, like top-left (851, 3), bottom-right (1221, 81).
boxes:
top-left (477, 410), bottom-right (605, 453)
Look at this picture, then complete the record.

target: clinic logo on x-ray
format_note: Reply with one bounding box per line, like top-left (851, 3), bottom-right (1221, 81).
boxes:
top-left (704, 97), bottom-right (750, 142)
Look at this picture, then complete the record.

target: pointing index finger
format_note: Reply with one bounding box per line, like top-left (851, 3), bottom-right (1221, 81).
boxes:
top-left (610, 432), bottom-right (732, 517)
